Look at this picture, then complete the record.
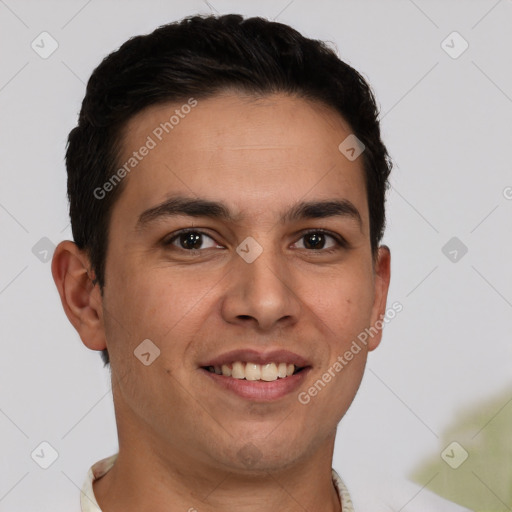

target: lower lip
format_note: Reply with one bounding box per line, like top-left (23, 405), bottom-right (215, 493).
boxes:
top-left (200, 367), bottom-right (311, 401)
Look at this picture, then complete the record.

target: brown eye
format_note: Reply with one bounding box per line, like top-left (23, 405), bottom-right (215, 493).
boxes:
top-left (294, 230), bottom-right (345, 251)
top-left (165, 230), bottom-right (219, 251)
top-left (178, 232), bottom-right (203, 250)
top-left (303, 232), bottom-right (328, 249)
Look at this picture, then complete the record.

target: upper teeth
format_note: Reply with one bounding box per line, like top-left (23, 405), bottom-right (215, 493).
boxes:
top-left (207, 362), bottom-right (296, 381)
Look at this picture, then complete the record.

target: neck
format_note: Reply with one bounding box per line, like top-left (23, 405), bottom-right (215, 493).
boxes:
top-left (93, 429), bottom-right (342, 512)
top-left (93, 379), bottom-right (343, 512)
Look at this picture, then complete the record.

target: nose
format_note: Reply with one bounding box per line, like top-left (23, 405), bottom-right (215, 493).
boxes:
top-left (220, 242), bottom-right (301, 332)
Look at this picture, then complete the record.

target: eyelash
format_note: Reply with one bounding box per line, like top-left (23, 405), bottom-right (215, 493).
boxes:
top-left (162, 228), bottom-right (349, 254)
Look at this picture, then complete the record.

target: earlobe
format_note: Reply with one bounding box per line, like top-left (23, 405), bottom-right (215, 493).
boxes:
top-left (51, 241), bottom-right (107, 352)
top-left (367, 245), bottom-right (391, 352)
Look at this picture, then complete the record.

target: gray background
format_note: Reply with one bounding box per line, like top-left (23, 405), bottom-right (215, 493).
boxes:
top-left (0, 0), bottom-right (511, 510)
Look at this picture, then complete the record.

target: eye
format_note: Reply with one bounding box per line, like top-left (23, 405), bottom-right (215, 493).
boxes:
top-left (164, 229), bottom-right (221, 251)
top-left (163, 228), bottom-right (348, 254)
top-left (293, 230), bottom-right (347, 252)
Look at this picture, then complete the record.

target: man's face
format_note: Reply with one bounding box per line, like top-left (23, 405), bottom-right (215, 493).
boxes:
top-left (97, 92), bottom-right (390, 472)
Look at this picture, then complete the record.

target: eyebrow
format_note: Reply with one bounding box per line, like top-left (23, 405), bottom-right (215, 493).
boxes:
top-left (136, 195), bottom-right (362, 231)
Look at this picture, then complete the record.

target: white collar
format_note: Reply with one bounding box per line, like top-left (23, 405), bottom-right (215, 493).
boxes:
top-left (80, 453), bottom-right (355, 511)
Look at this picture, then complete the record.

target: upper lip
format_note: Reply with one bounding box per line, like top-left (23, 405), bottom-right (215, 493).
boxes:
top-left (199, 349), bottom-right (311, 368)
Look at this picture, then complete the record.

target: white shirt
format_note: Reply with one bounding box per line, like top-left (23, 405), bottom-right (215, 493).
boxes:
top-left (80, 453), bottom-right (473, 511)
top-left (80, 453), bottom-right (354, 511)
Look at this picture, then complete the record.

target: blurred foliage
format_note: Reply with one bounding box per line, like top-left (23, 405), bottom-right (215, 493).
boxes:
top-left (410, 387), bottom-right (512, 511)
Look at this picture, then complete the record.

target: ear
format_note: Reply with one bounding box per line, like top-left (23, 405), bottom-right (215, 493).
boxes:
top-left (51, 240), bottom-right (107, 352)
top-left (367, 245), bottom-right (391, 351)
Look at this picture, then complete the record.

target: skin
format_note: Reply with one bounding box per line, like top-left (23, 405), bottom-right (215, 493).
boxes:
top-left (52, 92), bottom-right (391, 512)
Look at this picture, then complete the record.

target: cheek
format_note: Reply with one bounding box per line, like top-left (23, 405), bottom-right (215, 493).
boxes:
top-left (104, 263), bottom-right (217, 355)
top-left (307, 264), bottom-right (375, 337)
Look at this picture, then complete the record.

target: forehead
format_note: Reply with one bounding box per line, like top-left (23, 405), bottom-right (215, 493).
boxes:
top-left (122, 92), bottom-right (351, 153)
top-left (111, 92), bottom-right (368, 229)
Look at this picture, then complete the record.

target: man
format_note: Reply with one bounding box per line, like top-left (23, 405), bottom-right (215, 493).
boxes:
top-left (51, 14), bottom-right (471, 511)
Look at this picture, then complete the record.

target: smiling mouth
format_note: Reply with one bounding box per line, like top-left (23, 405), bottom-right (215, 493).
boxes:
top-left (202, 362), bottom-right (306, 381)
